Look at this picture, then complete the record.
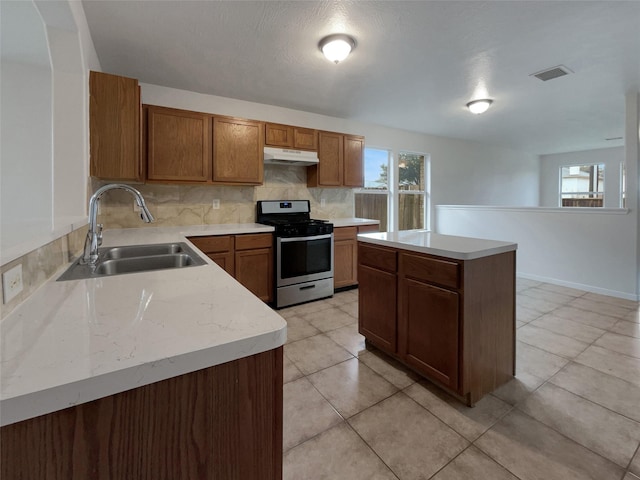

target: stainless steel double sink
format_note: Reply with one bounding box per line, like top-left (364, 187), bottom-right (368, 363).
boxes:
top-left (57, 242), bottom-right (207, 281)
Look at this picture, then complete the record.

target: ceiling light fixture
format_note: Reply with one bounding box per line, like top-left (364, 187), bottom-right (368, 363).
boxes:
top-left (319, 34), bottom-right (356, 64)
top-left (466, 99), bottom-right (493, 114)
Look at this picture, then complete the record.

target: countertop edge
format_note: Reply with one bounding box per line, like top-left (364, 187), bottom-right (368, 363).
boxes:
top-left (1, 327), bottom-right (286, 427)
top-left (357, 233), bottom-right (517, 260)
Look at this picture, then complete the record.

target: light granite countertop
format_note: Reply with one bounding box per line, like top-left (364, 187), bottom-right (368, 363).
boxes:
top-left (0, 223), bottom-right (285, 427)
top-left (357, 230), bottom-right (517, 260)
top-left (327, 218), bottom-right (380, 228)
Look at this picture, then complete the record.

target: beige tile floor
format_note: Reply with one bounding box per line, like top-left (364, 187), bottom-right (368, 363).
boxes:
top-left (278, 279), bottom-right (640, 480)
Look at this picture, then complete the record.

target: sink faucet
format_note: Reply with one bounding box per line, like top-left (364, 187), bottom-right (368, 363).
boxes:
top-left (82, 184), bottom-right (154, 266)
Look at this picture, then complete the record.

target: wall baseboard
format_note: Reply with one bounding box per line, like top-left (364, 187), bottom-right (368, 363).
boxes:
top-left (517, 272), bottom-right (638, 302)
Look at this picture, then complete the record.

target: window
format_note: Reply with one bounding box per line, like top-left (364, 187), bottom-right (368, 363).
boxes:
top-left (398, 152), bottom-right (427, 230)
top-left (355, 148), bottom-right (429, 231)
top-left (355, 148), bottom-right (389, 231)
top-left (560, 164), bottom-right (604, 207)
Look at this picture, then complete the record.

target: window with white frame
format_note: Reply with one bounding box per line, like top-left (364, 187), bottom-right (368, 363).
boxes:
top-left (355, 148), bottom-right (430, 231)
top-left (355, 148), bottom-right (389, 231)
top-left (560, 163), bottom-right (604, 207)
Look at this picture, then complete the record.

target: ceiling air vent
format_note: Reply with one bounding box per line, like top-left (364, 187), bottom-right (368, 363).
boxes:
top-left (530, 65), bottom-right (573, 81)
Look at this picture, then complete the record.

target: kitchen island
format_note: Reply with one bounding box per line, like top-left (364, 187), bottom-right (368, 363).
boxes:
top-left (0, 224), bottom-right (286, 479)
top-left (357, 230), bottom-right (517, 406)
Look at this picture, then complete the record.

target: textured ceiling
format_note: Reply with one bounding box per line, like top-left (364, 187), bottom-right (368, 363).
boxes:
top-left (82, 0), bottom-right (640, 155)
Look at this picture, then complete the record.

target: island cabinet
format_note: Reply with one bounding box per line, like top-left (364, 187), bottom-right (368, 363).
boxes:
top-left (307, 132), bottom-right (364, 188)
top-left (265, 122), bottom-right (318, 151)
top-left (1, 348), bottom-right (283, 480)
top-left (189, 233), bottom-right (273, 303)
top-left (146, 105), bottom-right (212, 182)
top-left (333, 224), bottom-right (380, 289)
top-left (358, 244), bottom-right (398, 354)
top-left (89, 71), bottom-right (143, 181)
top-left (358, 241), bottom-right (516, 405)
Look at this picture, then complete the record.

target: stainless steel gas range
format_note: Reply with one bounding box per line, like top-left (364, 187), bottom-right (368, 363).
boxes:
top-left (257, 200), bottom-right (333, 308)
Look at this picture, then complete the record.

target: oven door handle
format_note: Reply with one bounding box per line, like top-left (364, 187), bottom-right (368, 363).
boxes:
top-left (278, 233), bottom-right (333, 243)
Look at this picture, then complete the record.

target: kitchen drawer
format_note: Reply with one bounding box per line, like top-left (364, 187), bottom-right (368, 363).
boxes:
top-left (188, 235), bottom-right (233, 254)
top-left (235, 233), bottom-right (273, 250)
top-left (400, 252), bottom-right (459, 290)
top-left (358, 243), bottom-right (397, 273)
top-left (334, 226), bottom-right (357, 242)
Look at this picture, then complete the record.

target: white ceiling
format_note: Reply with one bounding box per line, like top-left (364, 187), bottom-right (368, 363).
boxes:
top-left (82, 0), bottom-right (640, 155)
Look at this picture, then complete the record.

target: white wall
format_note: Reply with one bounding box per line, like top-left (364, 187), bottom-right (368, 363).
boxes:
top-left (436, 206), bottom-right (636, 299)
top-left (1, 62), bottom-right (53, 248)
top-left (0, 0), bottom-right (99, 265)
top-left (142, 83), bottom-right (541, 217)
top-left (540, 147), bottom-right (625, 207)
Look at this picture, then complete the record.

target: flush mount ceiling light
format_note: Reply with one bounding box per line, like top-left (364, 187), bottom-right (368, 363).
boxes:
top-left (319, 34), bottom-right (356, 64)
top-left (466, 99), bottom-right (493, 114)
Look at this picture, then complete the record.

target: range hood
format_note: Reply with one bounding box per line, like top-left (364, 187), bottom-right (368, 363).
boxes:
top-left (263, 147), bottom-right (319, 166)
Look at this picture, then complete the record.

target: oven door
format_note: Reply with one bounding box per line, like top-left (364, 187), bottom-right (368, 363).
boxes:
top-left (276, 233), bottom-right (334, 287)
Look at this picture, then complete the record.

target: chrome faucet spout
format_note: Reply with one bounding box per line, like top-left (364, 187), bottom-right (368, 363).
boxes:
top-left (82, 184), bottom-right (154, 265)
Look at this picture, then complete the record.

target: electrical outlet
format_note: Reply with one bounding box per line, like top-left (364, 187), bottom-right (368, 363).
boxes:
top-left (212, 199), bottom-right (220, 210)
top-left (3, 264), bottom-right (23, 304)
top-left (320, 198), bottom-right (326, 207)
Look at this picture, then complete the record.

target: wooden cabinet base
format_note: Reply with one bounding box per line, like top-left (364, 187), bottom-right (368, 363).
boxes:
top-left (1, 348), bottom-right (283, 480)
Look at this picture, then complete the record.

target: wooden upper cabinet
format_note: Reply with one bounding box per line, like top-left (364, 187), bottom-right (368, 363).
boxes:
top-left (293, 127), bottom-right (317, 150)
top-left (213, 116), bottom-right (264, 184)
top-left (89, 71), bottom-right (142, 181)
top-left (146, 105), bottom-right (211, 182)
top-left (308, 131), bottom-right (364, 188)
top-left (344, 135), bottom-right (364, 187)
top-left (265, 123), bottom-right (293, 148)
top-left (308, 131), bottom-right (343, 187)
top-left (265, 123), bottom-right (318, 151)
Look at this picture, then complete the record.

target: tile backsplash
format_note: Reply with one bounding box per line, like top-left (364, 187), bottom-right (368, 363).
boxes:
top-left (1, 224), bottom-right (88, 319)
top-left (1, 166), bottom-right (354, 317)
top-left (94, 165), bottom-right (354, 229)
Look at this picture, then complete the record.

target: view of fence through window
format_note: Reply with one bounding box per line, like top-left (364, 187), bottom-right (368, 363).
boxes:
top-left (398, 153), bottom-right (426, 230)
top-left (355, 148), bottom-right (427, 231)
top-left (356, 148), bottom-right (389, 231)
top-left (560, 164), bottom-right (604, 207)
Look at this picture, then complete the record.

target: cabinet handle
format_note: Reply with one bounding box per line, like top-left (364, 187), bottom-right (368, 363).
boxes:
top-left (300, 285), bottom-right (316, 290)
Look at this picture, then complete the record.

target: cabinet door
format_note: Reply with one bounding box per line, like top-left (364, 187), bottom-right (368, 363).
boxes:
top-left (147, 106), bottom-right (211, 182)
top-left (334, 227), bottom-right (358, 288)
top-left (399, 278), bottom-right (459, 390)
top-left (235, 248), bottom-right (273, 303)
top-left (265, 123), bottom-right (293, 148)
top-left (293, 128), bottom-right (317, 151)
top-left (358, 264), bottom-right (396, 354)
top-left (213, 116), bottom-right (264, 184)
top-left (207, 252), bottom-right (235, 276)
top-left (89, 71), bottom-right (141, 181)
top-left (309, 131), bottom-right (343, 187)
top-left (343, 135), bottom-right (364, 187)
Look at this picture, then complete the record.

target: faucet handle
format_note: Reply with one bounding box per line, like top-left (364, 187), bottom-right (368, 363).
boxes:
top-left (97, 224), bottom-right (103, 246)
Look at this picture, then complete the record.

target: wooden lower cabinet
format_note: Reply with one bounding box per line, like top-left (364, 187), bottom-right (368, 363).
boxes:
top-left (399, 277), bottom-right (459, 390)
top-left (334, 227), bottom-right (358, 289)
top-left (188, 235), bottom-right (235, 275)
top-left (358, 264), bottom-right (397, 353)
top-left (0, 347), bottom-right (283, 480)
top-left (358, 242), bottom-right (515, 405)
top-left (333, 224), bottom-right (380, 289)
top-left (189, 233), bottom-right (273, 303)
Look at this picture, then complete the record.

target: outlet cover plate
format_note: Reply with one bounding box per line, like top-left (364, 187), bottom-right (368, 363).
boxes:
top-left (3, 264), bottom-right (24, 304)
